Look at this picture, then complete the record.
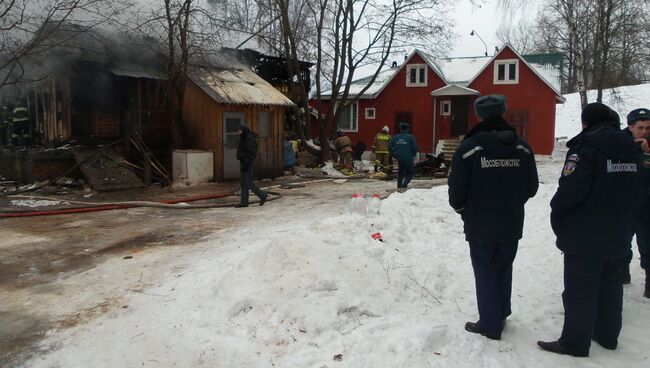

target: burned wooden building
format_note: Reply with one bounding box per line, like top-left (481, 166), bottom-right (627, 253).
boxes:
top-left (0, 23), bottom-right (298, 185)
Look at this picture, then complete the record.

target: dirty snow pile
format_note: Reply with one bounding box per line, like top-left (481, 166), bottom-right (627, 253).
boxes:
top-left (10, 199), bottom-right (62, 208)
top-left (321, 161), bottom-right (348, 177)
top-left (555, 83), bottom-right (650, 139)
top-left (23, 159), bottom-right (650, 368)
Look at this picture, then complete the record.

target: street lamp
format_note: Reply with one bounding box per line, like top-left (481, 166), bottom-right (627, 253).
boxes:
top-left (470, 29), bottom-right (488, 57)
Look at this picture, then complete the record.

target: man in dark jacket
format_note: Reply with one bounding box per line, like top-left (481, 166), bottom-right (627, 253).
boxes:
top-left (448, 94), bottom-right (539, 340)
top-left (388, 123), bottom-right (418, 189)
top-left (538, 103), bottom-right (640, 357)
top-left (621, 108), bottom-right (650, 292)
top-left (236, 124), bottom-right (268, 208)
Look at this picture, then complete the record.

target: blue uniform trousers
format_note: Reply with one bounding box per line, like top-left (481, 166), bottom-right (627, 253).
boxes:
top-left (559, 255), bottom-right (624, 355)
top-left (469, 241), bottom-right (518, 335)
top-left (397, 158), bottom-right (414, 188)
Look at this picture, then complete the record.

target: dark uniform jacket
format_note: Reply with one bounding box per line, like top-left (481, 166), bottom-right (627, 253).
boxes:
top-left (237, 128), bottom-right (258, 170)
top-left (551, 123), bottom-right (641, 260)
top-left (623, 129), bottom-right (650, 220)
top-left (388, 133), bottom-right (418, 161)
top-left (448, 117), bottom-right (539, 243)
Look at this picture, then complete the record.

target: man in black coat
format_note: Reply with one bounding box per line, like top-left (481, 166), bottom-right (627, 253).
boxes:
top-left (236, 124), bottom-right (268, 208)
top-left (538, 103), bottom-right (641, 357)
top-left (448, 94), bottom-right (539, 340)
top-left (620, 108), bottom-right (650, 289)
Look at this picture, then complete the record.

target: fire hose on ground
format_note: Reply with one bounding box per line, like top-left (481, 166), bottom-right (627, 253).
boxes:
top-left (0, 191), bottom-right (283, 218)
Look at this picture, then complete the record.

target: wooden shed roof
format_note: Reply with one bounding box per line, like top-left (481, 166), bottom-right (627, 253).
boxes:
top-left (189, 67), bottom-right (294, 107)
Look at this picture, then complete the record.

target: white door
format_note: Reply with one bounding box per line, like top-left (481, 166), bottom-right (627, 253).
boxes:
top-left (223, 112), bottom-right (243, 179)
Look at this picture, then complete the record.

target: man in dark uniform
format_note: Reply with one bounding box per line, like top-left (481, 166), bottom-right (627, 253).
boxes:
top-left (236, 124), bottom-right (268, 208)
top-left (448, 94), bottom-right (539, 340)
top-left (621, 108), bottom-right (650, 294)
top-left (388, 123), bottom-right (418, 189)
top-left (538, 102), bottom-right (640, 357)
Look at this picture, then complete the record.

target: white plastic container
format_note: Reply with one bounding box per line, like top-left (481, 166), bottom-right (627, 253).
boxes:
top-left (172, 150), bottom-right (214, 184)
top-left (367, 193), bottom-right (382, 216)
top-left (349, 193), bottom-right (368, 216)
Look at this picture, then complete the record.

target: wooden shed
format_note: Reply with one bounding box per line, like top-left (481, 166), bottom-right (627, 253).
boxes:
top-left (183, 66), bottom-right (294, 181)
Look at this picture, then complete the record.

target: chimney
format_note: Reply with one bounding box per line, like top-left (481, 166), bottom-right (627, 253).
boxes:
top-left (391, 61), bottom-right (397, 68)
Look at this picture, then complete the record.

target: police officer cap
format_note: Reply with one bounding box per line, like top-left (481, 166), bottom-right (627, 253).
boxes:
top-left (627, 108), bottom-right (650, 125)
top-left (581, 102), bottom-right (619, 127)
top-left (474, 94), bottom-right (507, 119)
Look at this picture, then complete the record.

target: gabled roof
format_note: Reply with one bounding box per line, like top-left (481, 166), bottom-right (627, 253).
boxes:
top-left (431, 84), bottom-right (480, 96)
top-left (319, 45), bottom-right (565, 103)
top-left (189, 66), bottom-right (294, 106)
top-left (319, 49), bottom-right (447, 99)
top-left (462, 44), bottom-right (565, 102)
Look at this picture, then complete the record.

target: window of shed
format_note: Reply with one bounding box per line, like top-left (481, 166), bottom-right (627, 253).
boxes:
top-left (259, 111), bottom-right (271, 138)
top-left (365, 108), bottom-right (376, 119)
top-left (494, 59), bottom-right (519, 84)
top-left (406, 64), bottom-right (427, 87)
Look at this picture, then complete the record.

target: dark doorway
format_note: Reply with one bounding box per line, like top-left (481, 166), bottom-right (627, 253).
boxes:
top-left (395, 111), bottom-right (413, 133)
top-left (507, 110), bottom-right (529, 139)
top-left (450, 97), bottom-right (469, 137)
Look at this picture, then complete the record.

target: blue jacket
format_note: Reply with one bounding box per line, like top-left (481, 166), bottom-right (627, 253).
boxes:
top-left (388, 133), bottom-right (418, 161)
top-left (448, 117), bottom-right (539, 243)
top-left (551, 123), bottom-right (641, 259)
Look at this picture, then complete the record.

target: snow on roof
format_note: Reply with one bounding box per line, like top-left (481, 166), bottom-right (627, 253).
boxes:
top-left (528, 62), bottom-right (562, 94)
top-left (320, 68), bottom-right (396, 98)
top-left (189, 66), bottom-right (294, 106)
top-left (422, 54), bottom-right (490, 85)
top-left (430, 84), bottom-right (480, 96)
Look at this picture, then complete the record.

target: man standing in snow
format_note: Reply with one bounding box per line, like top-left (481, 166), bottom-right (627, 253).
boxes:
top-left (372, 126), bottom-right (392, 173)
top-left (448, 94), bottom-right (538, 340)
top-left (621, 108), bottom-right (650, 293)
top-left (388, 123), bottom-right (418, 189)
top-left (538, 103), bottom-right (640, 357)
top-left (236, 124), bottom-right (268, 208)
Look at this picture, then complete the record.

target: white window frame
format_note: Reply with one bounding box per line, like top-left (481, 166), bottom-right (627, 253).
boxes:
top-left (441, 100), bottom-right (451, 116)
top-left (494, 59), bottom-right (519, 84)
top-left (406, 64), bottom-right (427, 87)
top-left (365, 107), bottom-right (376, 119)
top-left (258, 111), bottom-right (271, 138)
top-left (336, 101), bottom-right (358, 132)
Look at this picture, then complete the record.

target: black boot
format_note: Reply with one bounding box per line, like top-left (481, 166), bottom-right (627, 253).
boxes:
top-left (537, 340), bottom-right (588, 357)
top-left (465, 321), bottom-right (501, 340)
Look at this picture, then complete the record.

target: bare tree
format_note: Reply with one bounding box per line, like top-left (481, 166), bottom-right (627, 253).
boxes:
top-left (298, 0), bottom-right (450, 161)
top-left (496, 20), bottom-right (538, 54)
top-left (533, 0), bottom-right (649, 106)
top-left (0, 0), bottom-right (131, 90)
top-left (131, 0), bottom-right (225, 148)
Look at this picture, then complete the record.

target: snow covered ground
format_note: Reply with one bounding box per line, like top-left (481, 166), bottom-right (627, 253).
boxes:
top-left (555, 83), bottom-right (650, 139)
top-left (19, 155), bottom-right (650, 367)
top-left (7, 83), bottom-right (650, 367)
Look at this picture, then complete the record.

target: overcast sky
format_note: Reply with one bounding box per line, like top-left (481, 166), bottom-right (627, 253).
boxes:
top-left (449, 0), bottom-right (541, 57)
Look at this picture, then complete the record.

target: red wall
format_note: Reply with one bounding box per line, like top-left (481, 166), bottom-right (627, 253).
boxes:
top-left (468, 48), bottom-right (557, 155)
top-left (310, 54), bottom-right (446, 153)
top-left (310, 48), bottom-right (558, 156)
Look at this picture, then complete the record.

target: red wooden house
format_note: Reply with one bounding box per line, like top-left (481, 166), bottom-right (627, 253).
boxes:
top-left (311, 44), bottom-right (565, 155)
